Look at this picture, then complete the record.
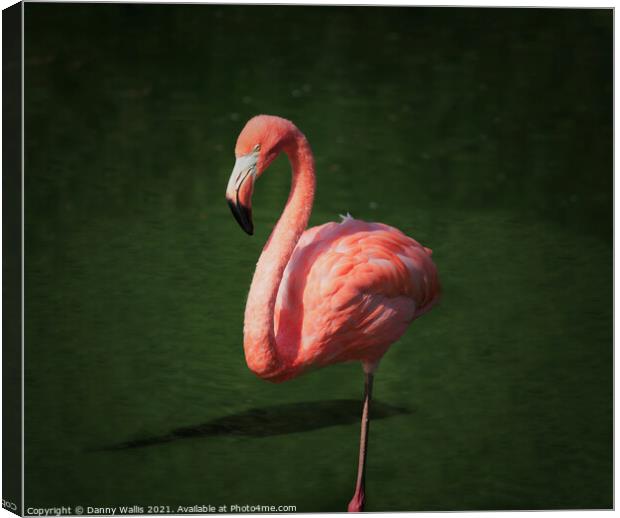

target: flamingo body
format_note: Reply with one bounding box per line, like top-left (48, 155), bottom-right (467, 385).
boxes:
top-left (270, 216), bottom-right (439, 381)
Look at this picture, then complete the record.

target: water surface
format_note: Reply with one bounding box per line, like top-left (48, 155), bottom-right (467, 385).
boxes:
top-left (24, 5), bottom-right (611, 511)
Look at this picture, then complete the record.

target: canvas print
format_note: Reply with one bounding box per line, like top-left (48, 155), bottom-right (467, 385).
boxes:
top-left (2, 2), bottom-right (613, 514)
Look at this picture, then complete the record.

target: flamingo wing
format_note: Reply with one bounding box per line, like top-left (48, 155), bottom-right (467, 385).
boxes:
top-left (274, 217), bottom-right (440, 371)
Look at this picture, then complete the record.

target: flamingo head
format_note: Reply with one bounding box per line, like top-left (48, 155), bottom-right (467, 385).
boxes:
top-left (225, 115), bottom-right (298, 235)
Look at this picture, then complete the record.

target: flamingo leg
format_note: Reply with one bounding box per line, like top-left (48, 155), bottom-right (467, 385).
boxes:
top-left (348, 370), bottom-right (374, 512)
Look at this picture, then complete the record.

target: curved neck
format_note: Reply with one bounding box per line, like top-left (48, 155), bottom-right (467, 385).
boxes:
top-left (243, 130), bottom-right (315, 380)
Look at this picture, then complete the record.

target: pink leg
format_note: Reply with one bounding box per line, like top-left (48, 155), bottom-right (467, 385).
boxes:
top-left (348, 370), bottom-right (374, 512)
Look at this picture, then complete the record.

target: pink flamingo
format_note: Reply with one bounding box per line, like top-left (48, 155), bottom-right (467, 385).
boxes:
top-left (225, 115), bottom-right (440, 512)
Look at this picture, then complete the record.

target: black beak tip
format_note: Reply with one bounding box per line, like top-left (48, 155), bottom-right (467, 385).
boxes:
top-left (227, 198), bottom-right (254, 236)
top-left (243, 223), bottom-right (254, 236)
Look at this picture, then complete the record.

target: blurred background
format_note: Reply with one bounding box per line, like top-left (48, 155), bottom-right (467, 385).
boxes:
top-left (24, 5), bottom-right (611, 511)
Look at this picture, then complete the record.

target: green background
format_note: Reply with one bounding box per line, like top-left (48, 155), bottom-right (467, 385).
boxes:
top-left (24, 5), bottom-right (612, 512)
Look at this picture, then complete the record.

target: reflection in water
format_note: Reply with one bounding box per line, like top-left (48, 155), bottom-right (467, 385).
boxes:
top-left (96, 399), bottom-right (410, 450)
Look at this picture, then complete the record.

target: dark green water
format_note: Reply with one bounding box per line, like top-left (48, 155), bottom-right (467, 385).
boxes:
top-left (24, 5), bottom-right (612, 511)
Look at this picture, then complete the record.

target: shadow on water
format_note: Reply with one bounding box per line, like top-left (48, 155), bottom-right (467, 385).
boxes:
top-left (94, 399), bottom-right (410, 452)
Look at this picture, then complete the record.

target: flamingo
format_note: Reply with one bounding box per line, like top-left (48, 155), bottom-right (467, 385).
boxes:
top-left (225, 115), bottom-right (440, 512)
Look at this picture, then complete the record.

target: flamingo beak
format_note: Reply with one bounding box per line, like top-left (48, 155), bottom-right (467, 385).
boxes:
top-left (225, 152), bottom-right (258, 235)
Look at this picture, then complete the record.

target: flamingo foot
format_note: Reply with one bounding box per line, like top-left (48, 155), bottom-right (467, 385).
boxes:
top-left (347, 489), bottom-right (365, 512)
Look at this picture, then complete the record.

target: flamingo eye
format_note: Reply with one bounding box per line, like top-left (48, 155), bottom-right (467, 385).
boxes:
top-left (253, 144), bottom-right (261, 152)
